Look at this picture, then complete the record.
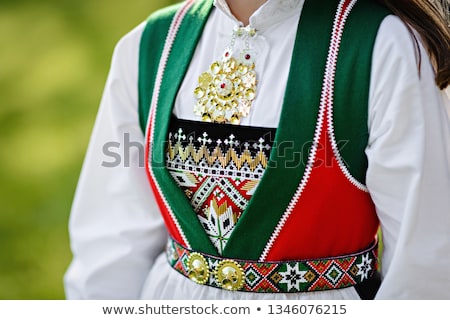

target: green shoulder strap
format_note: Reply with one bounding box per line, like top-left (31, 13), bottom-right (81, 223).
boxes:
top-left (138, 3), bottom-right (179, 133)
top-left (139, 0), bottom-right (218, 255)
top-left (138, 1), bottom-right (214, 132)
top-left (333, 0), bottom-right (390, 184)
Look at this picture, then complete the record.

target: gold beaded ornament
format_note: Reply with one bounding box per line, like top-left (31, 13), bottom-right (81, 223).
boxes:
top-left (193, 25), bottom-right (258, 125)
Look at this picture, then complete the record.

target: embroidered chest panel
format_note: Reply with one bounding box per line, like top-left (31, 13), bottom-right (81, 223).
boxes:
top-left (166, 117), bottom-right (275, 254)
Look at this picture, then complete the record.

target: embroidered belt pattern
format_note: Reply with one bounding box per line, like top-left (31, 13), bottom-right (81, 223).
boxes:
top-left (167, 237), bottom-right (379, 293)
top-left (166, 118), bottom-right (275, 254)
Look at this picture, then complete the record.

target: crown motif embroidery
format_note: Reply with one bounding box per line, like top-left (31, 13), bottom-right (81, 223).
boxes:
top-left (167, 130), bottom-right (271, 172)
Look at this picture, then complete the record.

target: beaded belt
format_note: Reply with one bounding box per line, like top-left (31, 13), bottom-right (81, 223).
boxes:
top-left (166, 238), bottom-right (379, 293)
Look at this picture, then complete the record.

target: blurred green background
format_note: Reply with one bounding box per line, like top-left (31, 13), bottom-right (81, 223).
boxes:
top-left (0, 0), bottom-right (177, 299)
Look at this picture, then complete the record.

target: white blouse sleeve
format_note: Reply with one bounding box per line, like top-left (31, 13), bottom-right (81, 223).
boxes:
top-left (367, 16), bottom-right (450, 299)
top-left (63, 22), bottom-right (168, 299)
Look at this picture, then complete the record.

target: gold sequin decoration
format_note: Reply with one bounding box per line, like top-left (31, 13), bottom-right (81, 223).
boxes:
top-left (194, 55), bottom-right (257, 125)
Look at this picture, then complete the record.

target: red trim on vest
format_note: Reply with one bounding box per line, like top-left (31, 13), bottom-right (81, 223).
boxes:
top-left (145, 108), bottom-right (187, 247)
top-left (265, 129), bottom-right (379, 261)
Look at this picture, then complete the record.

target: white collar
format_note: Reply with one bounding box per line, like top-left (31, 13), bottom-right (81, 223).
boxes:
top-left (214, 0), bottom-right (304, 31)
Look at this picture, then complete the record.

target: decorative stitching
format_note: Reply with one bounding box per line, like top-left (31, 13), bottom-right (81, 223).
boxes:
top-left (168, 237), bottom-right (378, 293)
top-left (326, 1), bottom-right (368, 192)
top-left (165, 121), bottom-right (274, 254)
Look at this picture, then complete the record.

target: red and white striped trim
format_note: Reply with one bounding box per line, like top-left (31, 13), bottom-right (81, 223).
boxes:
top-left (326, 1), bottom-right (368, 193)
top-left (144, 0), bottom-right (196, 249)
top-left (260, 0), bottom-right (359, 261)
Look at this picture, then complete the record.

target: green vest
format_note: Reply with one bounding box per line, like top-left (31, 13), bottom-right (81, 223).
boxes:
top-left (138, 0), bottom-right (390, 258)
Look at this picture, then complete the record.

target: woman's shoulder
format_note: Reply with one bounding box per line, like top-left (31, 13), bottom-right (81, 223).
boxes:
top-left (374, 14), bottom-right (427, 72)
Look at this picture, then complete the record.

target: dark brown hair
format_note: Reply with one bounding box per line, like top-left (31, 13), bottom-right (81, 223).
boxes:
top-left (377, 0), bottom-right (450, 89)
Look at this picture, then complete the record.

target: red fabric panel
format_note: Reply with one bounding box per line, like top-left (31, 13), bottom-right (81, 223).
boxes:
top-left (266, 130), bottom-right (379, 261)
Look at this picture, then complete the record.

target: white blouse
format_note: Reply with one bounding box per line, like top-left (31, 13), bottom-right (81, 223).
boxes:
top-left (64, 0), bottom-right (450, 299)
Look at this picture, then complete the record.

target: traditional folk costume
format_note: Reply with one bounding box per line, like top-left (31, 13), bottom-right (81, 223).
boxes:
top-left (65, 0), bottom-right (450, 299)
